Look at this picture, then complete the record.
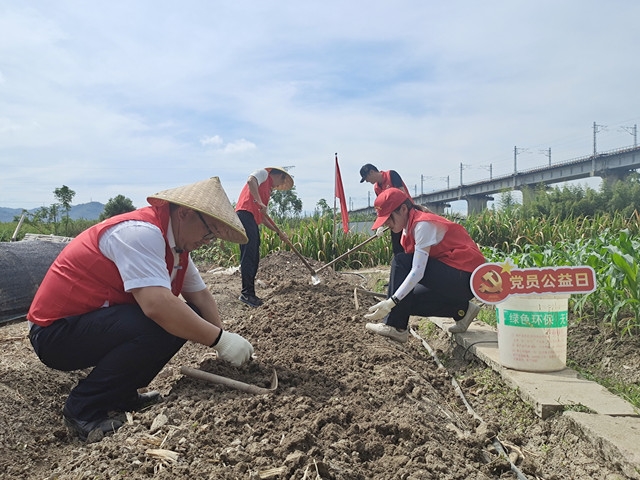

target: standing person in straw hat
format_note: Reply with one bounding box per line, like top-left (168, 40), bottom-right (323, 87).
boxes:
top-left (363, 189), bottom-right (485, 343)
top-left (359, 163), bottom-right (409, 256)
top-left (235, 167), bottom-right (294, 308)
top-left (27, 177), bottom-right (254, 442)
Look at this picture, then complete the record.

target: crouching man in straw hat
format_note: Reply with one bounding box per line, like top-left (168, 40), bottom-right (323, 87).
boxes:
top-left (28, 177), bottom-right (254, 442)
top-left (364, 189), bottom-right (485, 343)
top-left (235, 167), bottom-right (294, 308)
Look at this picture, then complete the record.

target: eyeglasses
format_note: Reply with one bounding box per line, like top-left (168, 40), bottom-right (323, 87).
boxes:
top-left (196, 211), bottom-right (217, 242)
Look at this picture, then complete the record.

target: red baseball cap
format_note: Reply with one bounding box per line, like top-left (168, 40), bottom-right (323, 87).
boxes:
top-left (372, 188), bottom-right (412, 230)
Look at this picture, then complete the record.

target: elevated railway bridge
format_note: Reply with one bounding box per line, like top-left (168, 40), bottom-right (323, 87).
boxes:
top-left (350, 145), bottom-right (640, 216)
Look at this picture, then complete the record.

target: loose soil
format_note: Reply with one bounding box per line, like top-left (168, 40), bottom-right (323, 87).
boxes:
top-left (1, 250), bottom-right (639, 479)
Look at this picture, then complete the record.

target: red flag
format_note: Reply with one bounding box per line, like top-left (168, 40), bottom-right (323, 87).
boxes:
top-left (335, 153), bottom-right (349, 233)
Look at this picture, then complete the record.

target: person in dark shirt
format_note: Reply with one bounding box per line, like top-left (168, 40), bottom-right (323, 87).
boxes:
top-left (359, 163), bottom-right (409, 256)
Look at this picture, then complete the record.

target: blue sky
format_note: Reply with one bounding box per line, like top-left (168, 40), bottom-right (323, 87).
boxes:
top-left (2, 1), bottom-right (640, 215)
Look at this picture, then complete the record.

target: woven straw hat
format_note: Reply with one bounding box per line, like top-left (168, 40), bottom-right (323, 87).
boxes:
top-left (266, 167), bottom-right (294, 191)
top-left (147, 177), bottom-right (248, 244)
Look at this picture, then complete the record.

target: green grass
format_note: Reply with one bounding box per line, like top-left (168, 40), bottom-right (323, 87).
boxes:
top-left (566, 360), bottom-right (640, 411)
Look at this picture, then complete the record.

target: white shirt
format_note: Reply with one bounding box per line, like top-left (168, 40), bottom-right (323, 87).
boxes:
top-left (393, 220), bottom-right (446, 301)
top-left (99, 219), bottom-right (206, 294)
top-left (250, 168), bottom-right (269, 185)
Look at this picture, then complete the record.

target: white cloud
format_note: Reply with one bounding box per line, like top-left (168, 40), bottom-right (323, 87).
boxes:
top-left (223, 139), bottom-right (257, 154)
top-left (201, 135), bottom-right (224, 147)
top-left (1, 1), bottom-right (639, 213)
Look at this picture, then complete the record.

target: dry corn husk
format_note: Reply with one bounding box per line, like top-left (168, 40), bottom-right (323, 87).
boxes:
top-left (146, 448), bottom-right (179, 464)
top-left (258, 466), bottom-right (287, 478)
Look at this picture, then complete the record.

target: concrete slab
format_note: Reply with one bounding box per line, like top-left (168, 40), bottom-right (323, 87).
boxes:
top-left (564, 412), bottom-right (640, 480)
top-left (427, 317), bottom-right (638, 419)
top-left (418, 316), bottom-right (640, 479)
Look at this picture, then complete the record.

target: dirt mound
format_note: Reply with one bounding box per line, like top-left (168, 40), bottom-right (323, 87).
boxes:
top-left (0, 251), bottom-right (631, 479)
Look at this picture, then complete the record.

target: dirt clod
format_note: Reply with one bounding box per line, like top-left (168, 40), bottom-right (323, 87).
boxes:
top-left (0, 250), bottom-right (636, 479)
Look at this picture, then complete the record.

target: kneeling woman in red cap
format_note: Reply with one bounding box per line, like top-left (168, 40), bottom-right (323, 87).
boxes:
top-left (364, 189), bottom-right (485, 342)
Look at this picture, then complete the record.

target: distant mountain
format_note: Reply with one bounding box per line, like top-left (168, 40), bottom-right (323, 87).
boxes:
top-left (67, 202), bottom-right (105, 220)
top-left (0, 202), bottom-right (105, 222)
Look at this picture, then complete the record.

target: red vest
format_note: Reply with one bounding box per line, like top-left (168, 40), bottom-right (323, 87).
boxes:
top-left (235, 174), bottom-right (274, 225)
top-left (373, 170), bottom-right (409, 197)
top-left (27, 205), bottom-right (189, 326)
top-left (401, 209), bottom-right (485, 273)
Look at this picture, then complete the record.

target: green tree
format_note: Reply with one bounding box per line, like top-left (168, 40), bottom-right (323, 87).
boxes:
top-left (34, 206), bottom-right (50, 224)
top-left (607, 173), bottom-right (640, 216)
top-left (100, 195), bottom-right (136, 220)
top-left (17, 207), bottom-right (53, 237)
top-left (269, 187), bottom-right (302, 221)
top-left (49, 204), bottom-right (60, 234)
top-left (54, 185), bottom-right (76, 235)
top-left (314, 198), bottom-right (332, 217)
top-left (496, 189), bottom-right (520, 213)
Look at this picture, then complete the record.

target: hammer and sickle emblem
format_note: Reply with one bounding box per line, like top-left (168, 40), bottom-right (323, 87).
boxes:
top-left (478, 270), bottom-right (503, 294)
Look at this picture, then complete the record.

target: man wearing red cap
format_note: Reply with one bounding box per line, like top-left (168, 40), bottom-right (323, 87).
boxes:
top-left (364, 189), bottom-right (485, 342)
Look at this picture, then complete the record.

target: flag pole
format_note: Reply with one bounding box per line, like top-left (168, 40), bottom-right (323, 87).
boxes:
top-left (334, 153), bottom-right (349, 234)
top-left (333, 153), bottom-right (338, 245)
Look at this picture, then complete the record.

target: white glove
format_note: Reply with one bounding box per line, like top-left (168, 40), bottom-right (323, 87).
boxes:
top-left (364, 298), bottom-right (396, 321)
top-left (375, 227), bottom-right (386, 237)
top-left (212, 331), bottom-right (254, 366)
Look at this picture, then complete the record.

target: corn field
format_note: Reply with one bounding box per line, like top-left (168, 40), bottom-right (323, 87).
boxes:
top-left (193, 210), bottom-right (640, 335)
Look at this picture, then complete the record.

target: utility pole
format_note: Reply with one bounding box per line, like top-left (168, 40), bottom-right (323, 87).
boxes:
top-left (421, 175), bottom-right (438, 194)
top-left (592, 122), bottom-right (606, 176)
top-left (514, 146), bottom-right (527, 174)
top-left (622, 124), bottom-right (638, 148)
top-left (539, 147), bottom-right (551, 166)
top-left (593, 121), bottom-right (606, 155)
top-left (459, 163), bottom-right (471, 186)
top-left (480, 164), bottom-right (493, 179)
top-left (441, 176), bottom-right (450, 189)
top-left (367, 191), bottom-right (371, 207)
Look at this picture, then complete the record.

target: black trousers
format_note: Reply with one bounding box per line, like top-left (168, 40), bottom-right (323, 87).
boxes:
top-left (29, 304), bottom-right (187, 421)
top-left (237, 210), bottom-right (261, 297)
top-left (385, 253), bottom-right (474, 330)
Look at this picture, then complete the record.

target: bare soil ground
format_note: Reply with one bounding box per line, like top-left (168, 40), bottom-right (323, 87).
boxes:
top-left (1, 250), bottom-right (638, 479)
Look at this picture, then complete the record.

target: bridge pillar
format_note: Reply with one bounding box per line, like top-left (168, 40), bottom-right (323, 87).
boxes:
top-left (423, 202), bottom-right (448, 215)
top-left (601, 169), bottom-right (632, 189)
top-left (519, 186), bottom-right (537, 206)
top-left (466, 195), bottom-right (492, 215)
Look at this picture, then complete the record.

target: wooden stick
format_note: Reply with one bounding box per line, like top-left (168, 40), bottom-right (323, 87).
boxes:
top-left (0, 335), bottom-right (27, 343)
top-left (263, 213), bottom-right (320, 284)
top-left (180, 366), bottom-right (278, 394)
top-left (315, 227), bottom-right (389, 274)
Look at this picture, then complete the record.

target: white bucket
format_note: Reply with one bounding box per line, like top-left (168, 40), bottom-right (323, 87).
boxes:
top-left (495, 294), bottom-right (570, 372)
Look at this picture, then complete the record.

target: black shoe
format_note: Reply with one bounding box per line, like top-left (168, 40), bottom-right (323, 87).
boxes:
top-left (114, 391), bottom-right (161, 412)
top-left (63, 409), bottom-right (123, 442)
top-left (239, 293), bottom-right (263, 307)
